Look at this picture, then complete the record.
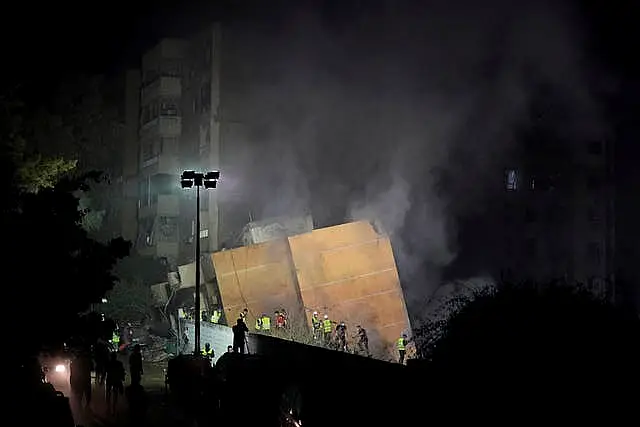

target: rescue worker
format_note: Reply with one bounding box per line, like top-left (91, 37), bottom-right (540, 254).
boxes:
top-left (356, 325), bottom-right (370, 356)
top-left (232, 318), bottom-right (249, 354)
top-left (210, 309), bottom-right (221, 324)
top-left (105, 352), bottom-right (125, 414)
top-left (322, 315), bottom-right (333, 346)
top-left (111, 329), bottom-right (120, 352)
top-left (255, 316), bottom-right (263, 331)
top-left (397, 334), bottom-right (408, 365)
top-left (275, 310), bottom-right (285, 329)
top-left (335, 322), bottom-right (347, 351)
top-left (239, 308), bottom-right (248, 324)
top-left (280, 308), bottom-right (288, 328)
top-left (201, 342), bottom-right (214, 358)
top-left (201, 310), bottom-right (208, 322)
top-left (311, 311), bottom-right (321, 341)
top-left (261, 313), bottom-right (271, 333)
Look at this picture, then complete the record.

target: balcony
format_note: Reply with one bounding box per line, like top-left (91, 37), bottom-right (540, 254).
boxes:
top-left (141, 76), bottom-right (182, 104)
top-left (141, 153), bottom-right (180, 174)
top-left (139, 194), bottom-right (180, 218)
top-left (140, 116), bottom-right (182, 136)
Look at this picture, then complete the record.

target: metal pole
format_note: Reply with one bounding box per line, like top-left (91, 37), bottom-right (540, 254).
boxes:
top-left (194, 183), bottom-right (201, 354)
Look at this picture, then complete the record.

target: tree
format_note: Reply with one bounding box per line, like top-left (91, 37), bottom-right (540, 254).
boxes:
top-left (1, 90), bottom-right (130, 354)
top-left (416, 281), bottom-right (640, 420)
top-left (102, 278), bottom-right (155, 324)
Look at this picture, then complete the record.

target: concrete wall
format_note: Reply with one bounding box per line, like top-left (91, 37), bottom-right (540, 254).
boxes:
top-left (211, 239), bottom-right (303, 329)
top-left (180, 320), bottom-right (234, 364)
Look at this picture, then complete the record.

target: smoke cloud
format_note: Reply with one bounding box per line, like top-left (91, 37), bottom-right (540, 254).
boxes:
top-left (219, 0), bottom-right (604, 304)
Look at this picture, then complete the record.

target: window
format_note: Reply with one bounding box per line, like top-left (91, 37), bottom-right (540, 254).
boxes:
top-left (199, 229), bottom-right (209, 239)
top-left (160, 101), bottom-right (179, 117)
top-left (587, 242), bottom-right (602, 265)
top-left (586, 172), bottom-right (602, 190)
top-left (524, 238), bottom-right (537, 257)
top-left (506, 169), bottom-right (518, 191)
top-left (588, 141), bottom-right (603, 155)
top-left (150, 174), bottom-right (175, 203)
top-left (524, 207), bottom-right (537, 223)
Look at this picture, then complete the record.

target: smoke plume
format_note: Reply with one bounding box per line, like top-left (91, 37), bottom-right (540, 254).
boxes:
top-left (219, 0), bottom-right (604, 304)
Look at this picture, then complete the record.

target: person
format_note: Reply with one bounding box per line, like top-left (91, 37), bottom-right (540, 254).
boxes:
top-left (125, 383), bottom-right (148, 426)
top-left (105, 352), bottom-right (125, 414)
top-left (261, 313), bottom-right (271, 333)
top-left (129, 344), bottom-right (143, 386)
top-left (239, 308), bottom-right (248, 324)
top-left (275, 310), bottom-right (285, 329)
top-left (311, 311), bottom-right (321, 341)
top-left (94, 339), bottom-right (110, 385)
top-left (335, 322), bottom-right (348, 351)
top-left (255, 316), bottom-right (263, 331)
top-left (397, 334), bottom-right (408, 365)
top-left (202, 343), bottom-right (214, 358)
top-left (232, 318), bottom-right (249, 354)
top-left (70, 350), bottom-right (93, 408)
top-left (226, 345), bottom-right (233, 353)
top-left (356, 325), bottom-right (370, 356)
top-left (211, 309), bottom-right (221, 324)
top-left (322, 315), bottom-right (333, 346)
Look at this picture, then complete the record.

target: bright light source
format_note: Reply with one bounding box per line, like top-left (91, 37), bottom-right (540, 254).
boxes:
top-left (55, 364), bottom-right (66, 373)
top-left (101, 298), bottom-right (108, 303)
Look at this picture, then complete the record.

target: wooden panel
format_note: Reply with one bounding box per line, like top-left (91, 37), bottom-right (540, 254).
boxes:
top-left (288, 221), bottom-right (411, 358)
top-left (211, 239), bottom-right (302, 329)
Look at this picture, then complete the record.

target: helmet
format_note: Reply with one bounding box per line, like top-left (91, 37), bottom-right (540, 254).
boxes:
top-left (313, 311), bottom-right (318, 315)
top-left (324, 314), bottom-right (328, 319)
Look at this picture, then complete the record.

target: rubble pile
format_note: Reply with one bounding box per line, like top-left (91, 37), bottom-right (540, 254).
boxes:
top-left (144, 334), bottom-right (173, 362)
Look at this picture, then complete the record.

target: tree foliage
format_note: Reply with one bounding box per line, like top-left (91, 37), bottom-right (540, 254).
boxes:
top-left (2, 89), bottom-right (130, 353)
top-left (102, 279), bottom-right (155, 324)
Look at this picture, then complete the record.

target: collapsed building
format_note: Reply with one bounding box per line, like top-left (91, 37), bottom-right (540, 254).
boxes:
top-left (157, 219), bottom-right (411, 360)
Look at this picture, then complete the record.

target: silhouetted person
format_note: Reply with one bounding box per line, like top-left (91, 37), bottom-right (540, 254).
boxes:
top-left (129, 344), bottom-right (143, 386)
top-left (356, 325), bottom-right (369, 356)
top-left (70, 350), bottom-right (93, 408)
top-left (105, 352), bottom-right (125, 414)
top-left (335, 322), bottom-right (347, 351)
top-left (94, 340), bottom-right (110, 385)
top-left (125, 383), bottom-right (148, 426)
top-left (232, 318), bottom-right (249, 354)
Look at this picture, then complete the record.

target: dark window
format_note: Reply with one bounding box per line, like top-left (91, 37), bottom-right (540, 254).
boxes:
top-left (524, 207), bottom-right (537, 223)
top-left (524, 238), bottom-right (537, 257)
top-left (588, 141), bottom-right (603, 155)
top-left (151, 174), bottom-right (176, 200)
top-left (160, 101), bottom-right (179, 117)
top-left (587, 173), bottom-right (602, 190)
top-left (587, 242), bottom-right (602, 265)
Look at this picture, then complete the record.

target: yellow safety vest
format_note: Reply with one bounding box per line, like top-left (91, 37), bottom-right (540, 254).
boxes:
top-left (323, 319), bottom-right (332, 333)
top-left (112, 333), bottom-right (120, 344)
top-left (211, 310), bottom-right (220, 323)
top-left (397, 338), bottom-right (405, 351)
top-left (261, 316), bottom-right (271, 330)
top-left (201, 348), bottom-right (213, 356)
top-left (255, 319), bottom-right (262, 330)
top-left (312, 316), bottom-right (320, 328)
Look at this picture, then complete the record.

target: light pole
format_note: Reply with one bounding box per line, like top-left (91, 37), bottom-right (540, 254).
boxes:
top-left (180, 170), bottom-right (220, 354)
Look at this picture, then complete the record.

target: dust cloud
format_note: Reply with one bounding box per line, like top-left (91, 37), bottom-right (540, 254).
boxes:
top-left (219, 0), bottom-right (604, 305)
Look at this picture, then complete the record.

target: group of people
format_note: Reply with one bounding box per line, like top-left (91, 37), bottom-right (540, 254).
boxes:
top-left (190, 306), bottom-right (411, 364)
top-left (73, 341), bottom-right (147, 417)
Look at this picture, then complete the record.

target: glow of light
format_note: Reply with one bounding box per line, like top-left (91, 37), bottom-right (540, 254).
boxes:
top-left (55, 364), bottom-right (66, 373)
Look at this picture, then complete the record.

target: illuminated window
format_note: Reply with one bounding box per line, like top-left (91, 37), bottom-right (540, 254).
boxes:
top-left (506, 169), bottom-right (518, 191)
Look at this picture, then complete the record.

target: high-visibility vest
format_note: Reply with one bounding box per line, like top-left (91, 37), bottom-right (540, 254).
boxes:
top-left (255, 318), bottom-right (262, 330)
top-left (201, 348), bottom-right (213, 356)
top-left (323, 319), bottom-right (332, 333)
top-left (397, 338), bottom-right (406, 351)
top-left (312, 316), bottom-right (320, 329)
top-left (261, 316), bottom-right (271, 331)
top-left (211, 310), bottom-right (220, 323)
top-left (112, 332), bottom-right (120, 344)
